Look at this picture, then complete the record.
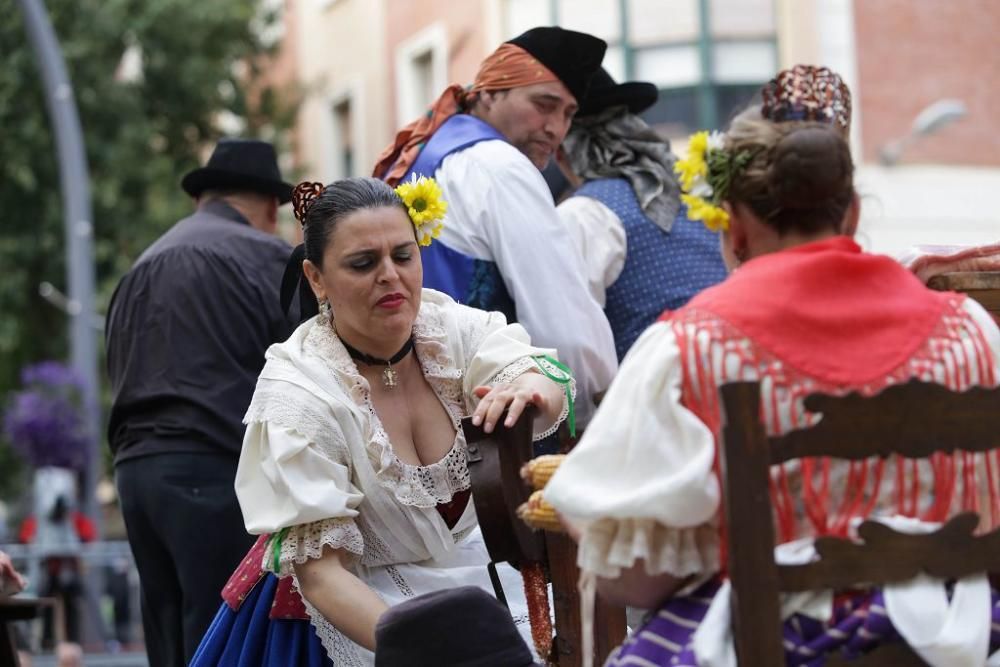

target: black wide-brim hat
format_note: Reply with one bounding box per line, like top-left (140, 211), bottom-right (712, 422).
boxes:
top-left (507, 26), bottom-right (607, 104)
top-left (181, 138), bottom-right (293, 204)
top-left (374, 586), bottom-right (541, 666)
top-left (578, 67), bottom-right (659, 117)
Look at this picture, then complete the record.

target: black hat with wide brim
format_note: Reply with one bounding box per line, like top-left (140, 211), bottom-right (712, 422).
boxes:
top-left (181, 138), bottom-right (293, 204)
top-left (375, 586), bottom-right (541, 666)
top-left (507, 26), bottom-right (607, 104)
top-left (578, 67), bottom-right (659, 117)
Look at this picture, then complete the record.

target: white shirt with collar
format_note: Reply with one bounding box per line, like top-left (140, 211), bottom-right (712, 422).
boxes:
top-left (556, 194), bottom-right (628, 308)
top-left (434, 139), bottom-right (618, 426)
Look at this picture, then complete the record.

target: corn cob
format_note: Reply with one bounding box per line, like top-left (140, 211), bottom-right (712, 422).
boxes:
top-left (521, 560), bottom-right (553, 663)
top-left (517, 491), bottom-right (564, 533)
top-left (520, 454), bottom-right (566, 491)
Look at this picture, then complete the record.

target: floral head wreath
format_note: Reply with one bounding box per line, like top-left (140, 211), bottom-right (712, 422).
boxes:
top-left (675, 65), bottom-right (852, 233)
top-left (393, 174), bottom-right (447, 246)
top-left (290, 177), bottom-right (447, 247)
top-left (674, 132), bottom-right (752, 233)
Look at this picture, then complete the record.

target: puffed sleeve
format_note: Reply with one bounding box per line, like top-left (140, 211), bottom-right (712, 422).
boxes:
top-left (543, 322), bottom-right (720, 579)
top-left (450, 299), bottom-right (577, 440)
top-left (236, 380), bottom-right (366, 576)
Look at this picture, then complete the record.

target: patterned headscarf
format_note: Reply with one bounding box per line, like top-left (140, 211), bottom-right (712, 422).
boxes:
top-left (373, 44), bottom-right (560, 185)
top-left (563, 106), bottom-right (682, 233)
top-left (760, 64), bottom-right (852, 134)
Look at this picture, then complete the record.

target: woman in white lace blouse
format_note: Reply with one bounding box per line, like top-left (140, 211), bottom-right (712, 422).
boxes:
top-left (191, 177), bottom-right (571, 666)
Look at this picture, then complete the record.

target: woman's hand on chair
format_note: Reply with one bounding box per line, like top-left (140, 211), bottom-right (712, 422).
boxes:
top-left (472, 372), bottom-right (557, 433)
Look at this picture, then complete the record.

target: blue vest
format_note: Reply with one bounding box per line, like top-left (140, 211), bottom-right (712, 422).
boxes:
top-left (574, 178), bottom-right (728, 360)
top-left (400, 115), bottom-right (517, 322)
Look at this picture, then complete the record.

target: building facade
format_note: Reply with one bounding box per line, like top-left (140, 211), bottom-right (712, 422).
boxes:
top-left (278, 0), bottom-right (999, 256)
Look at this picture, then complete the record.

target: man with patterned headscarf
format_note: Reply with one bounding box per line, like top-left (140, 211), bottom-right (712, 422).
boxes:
top-left (556, 69), bottom-right (728, 361)
top-left (374, 27), bottom-right (616, 430)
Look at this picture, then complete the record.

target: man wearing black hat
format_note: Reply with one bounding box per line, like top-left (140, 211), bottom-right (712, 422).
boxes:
top-left (106, 138), bottom-right (297, 667)
top-left (556, 69), bottom-right (728, 361)
top-left (375, 27), bottom-right (618, 432)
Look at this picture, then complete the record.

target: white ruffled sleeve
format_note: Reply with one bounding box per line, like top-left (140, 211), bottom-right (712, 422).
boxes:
top-left (235, 380), bottom-right (366, 575)
top-left (453, 301), bottom-right (577, 439)
top-left (543, 321), bottom-right (720, 579)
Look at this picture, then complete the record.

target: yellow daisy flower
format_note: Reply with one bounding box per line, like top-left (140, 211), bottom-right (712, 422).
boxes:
top-left (682, 194), bottom-right (729, 232)
top-left (675, 131), bottom-right (712, 192)
top-left (395, 175), bottom-right (448, 246)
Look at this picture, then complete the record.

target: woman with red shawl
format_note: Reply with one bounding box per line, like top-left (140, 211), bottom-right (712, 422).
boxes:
top-left (545, 66), bottom-right (1000, 666)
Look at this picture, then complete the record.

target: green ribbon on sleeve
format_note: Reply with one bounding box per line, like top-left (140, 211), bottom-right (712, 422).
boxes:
top-left (269, 527), bottom-right (289, 574)
top-left (532, 354), bottom-right (575, 438)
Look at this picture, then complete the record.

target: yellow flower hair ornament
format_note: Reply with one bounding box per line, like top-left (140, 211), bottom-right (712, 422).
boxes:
top-left (394, 174), bottom-right (447, 246)
top-left (674, 130), bottom-right (752, 233)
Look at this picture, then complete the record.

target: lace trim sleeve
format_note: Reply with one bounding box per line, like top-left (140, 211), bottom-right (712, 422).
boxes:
top-left (490, 356), bottom-right (577, 441)
top-left (575, 517), bottom-right (720, 580)
top-left (244, 374), bottom-right (349, 465)
top-left (263, 517), bottom-right (366, 579)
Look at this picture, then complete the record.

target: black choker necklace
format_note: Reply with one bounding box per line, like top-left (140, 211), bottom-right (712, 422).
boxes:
top-left (341, 337), bottom-right (414, 389)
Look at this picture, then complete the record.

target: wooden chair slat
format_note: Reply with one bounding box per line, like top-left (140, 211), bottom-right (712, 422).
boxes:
top-left (464, 412), bottom-right (545, 564)
top-left (927, 270), bottom-right (1000, 318)
top-left (719, 379), bottom-right (1000, 665)
top-left (779, 514), bottom-right (1000, 592)
top-left (767, 381), bottom-right (1000, 464)
top-left (1, 597), bottom-right (56, 667)
top-left (464, 414), bottom-right (627, 666)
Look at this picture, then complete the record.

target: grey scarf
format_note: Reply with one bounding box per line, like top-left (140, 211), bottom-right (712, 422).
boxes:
top-left (563, 106), bottom-right (682, 233)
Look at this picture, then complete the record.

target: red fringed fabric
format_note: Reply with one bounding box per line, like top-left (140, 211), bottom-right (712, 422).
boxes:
top-left (664, 238), bottom-right (999, 567)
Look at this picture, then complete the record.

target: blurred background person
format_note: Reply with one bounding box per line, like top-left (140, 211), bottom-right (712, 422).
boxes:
top-left (556, 68), bottom-right (728, 361)
top-left (105, 138), bottom-right (297, 667)
top-left (545, 65), bottom-right (1000, 666)
top-left (374, 26), bottom-right (617, 432)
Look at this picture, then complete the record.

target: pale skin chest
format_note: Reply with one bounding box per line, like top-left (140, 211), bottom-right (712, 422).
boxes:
top-left (359, 354), bottom-right (457, 466)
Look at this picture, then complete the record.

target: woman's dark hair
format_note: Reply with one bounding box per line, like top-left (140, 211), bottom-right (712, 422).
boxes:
top-left (300, 177), bottom-right (407, 268)
top-left (725, 105), bottom-right (855, 236)
top-left (282, 177), bottom-right (408, 319)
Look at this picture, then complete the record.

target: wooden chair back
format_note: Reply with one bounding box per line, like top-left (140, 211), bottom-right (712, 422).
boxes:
top-left (464, 412), bottom-right (545, 565)
top-left (719, 379), bottom-right (1000, 666)
top-left (927, 271), bottom-right (1000, 321)
top-left (464, 414), bottom-right (627, 666)
top-left (0, 597), bottom-right (56, 666)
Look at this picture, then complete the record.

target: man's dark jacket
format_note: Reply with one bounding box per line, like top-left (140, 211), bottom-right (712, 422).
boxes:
top-left (106, 200), bottom-right (296, 464)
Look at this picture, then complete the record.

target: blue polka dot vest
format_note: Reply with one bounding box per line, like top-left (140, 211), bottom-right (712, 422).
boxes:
top-left (574, 177), bottom-right (728, 360)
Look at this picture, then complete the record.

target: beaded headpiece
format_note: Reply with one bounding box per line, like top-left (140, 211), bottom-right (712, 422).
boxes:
top-left (291, 181), bottom-right (325, 224)
top-left (760, 64), bottom-right (852, 133)
top-left (676, 64), bottom-right (852, 233)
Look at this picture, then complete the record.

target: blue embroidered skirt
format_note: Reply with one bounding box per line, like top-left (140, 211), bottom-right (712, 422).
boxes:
top-left (190, 573), bottom-right (331, 667)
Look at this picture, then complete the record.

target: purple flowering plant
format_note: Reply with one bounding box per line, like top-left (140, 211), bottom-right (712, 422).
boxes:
top-left (3, 361), bottom-right (88, 470)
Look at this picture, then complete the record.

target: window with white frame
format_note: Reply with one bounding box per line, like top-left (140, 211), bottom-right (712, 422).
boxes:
top-left (331, 97), bottom-right (355, 179)
top-left (502, 0), bottom-right (778, 138)
top-left (395, 23), bottom-right (448, 126)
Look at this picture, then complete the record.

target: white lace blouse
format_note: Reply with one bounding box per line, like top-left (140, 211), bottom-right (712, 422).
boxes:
top-left (234, 289), bottom-right (573, 577)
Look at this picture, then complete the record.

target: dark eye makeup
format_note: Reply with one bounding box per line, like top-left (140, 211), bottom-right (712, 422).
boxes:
top-left (344, 243), bottom-right (415, 272)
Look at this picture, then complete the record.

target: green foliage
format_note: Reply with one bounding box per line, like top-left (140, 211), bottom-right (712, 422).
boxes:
top-left (706, 146), bottom-right (755, 206)
top-left (0, 0), bottom-right (300, 502)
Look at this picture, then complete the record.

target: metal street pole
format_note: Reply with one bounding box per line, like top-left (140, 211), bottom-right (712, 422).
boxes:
top-left (17, 0), bottom-right (102, 533)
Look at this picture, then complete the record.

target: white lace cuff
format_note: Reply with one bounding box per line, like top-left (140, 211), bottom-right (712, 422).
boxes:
top-left (490, 356), bottom-right (578, 442)
top-left (263, 517), bottom-right (365, 578)
top-left (576, 517), bottom-right (720, 580)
